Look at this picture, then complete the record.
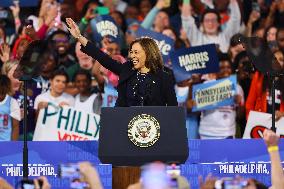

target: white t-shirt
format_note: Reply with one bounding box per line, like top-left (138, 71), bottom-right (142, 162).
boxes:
top-left (0, 95), bottom-right (21, 121)
top-left (74, 93), bottom-right (98, 114)
top-left (199, 84), bottom-right (244, 139)
top-left (34, 90), bottom-right (75, 109)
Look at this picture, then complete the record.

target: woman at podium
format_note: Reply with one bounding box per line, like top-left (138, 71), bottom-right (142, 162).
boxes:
top-left (66, 18), bottom-right (177, 107)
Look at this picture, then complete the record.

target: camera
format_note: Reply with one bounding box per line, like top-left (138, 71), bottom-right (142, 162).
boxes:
top-left (58, 163), bottom-right (89, 189)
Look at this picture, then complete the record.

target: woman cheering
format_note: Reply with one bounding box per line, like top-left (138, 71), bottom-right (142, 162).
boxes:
top-left (66, 18), bottom-right (177, 107)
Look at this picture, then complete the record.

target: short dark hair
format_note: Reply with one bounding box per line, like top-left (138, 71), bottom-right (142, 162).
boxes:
top-left (0, 74), bottom-right (12, 97)
top-left (201, 9), bottom-right (221, 24)
top-left (73, 69), bottom-right (92, 83)
top-left (50, 69), bottom-right (69, 83)
top-left (230, 33), bottom-right (245, 47)
top-left (48, 30), bottom-right (70, 41)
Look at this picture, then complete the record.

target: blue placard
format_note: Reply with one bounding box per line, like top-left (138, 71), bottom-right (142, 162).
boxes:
top-left (192, 75), bottom-right (237, 112)
top-left (170, 44), bottom-right (219, 82)
top-left (0, 141), bottom-right (112, 189)
top-left (90, 15), bottom-right (121, 44)
top-left (135, 27), bottom-right (174, 64)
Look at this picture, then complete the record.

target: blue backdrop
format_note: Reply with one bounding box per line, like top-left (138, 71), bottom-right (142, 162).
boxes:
top-left (0, 139), bottom-right (283, 189)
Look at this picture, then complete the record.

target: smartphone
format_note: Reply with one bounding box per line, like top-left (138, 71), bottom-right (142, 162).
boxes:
top-left (58, 163), bottom-right (89, 189)
top-left (21, 179), bottom-right (43, 189)
top-left (252, 2), bottom-right (260, 12)
top-left (94, 6), bottom-right (110, 15)
top-left (166, 165), bottom-right (181, 176)
top-left (223, 180), bottom-right (248, 189)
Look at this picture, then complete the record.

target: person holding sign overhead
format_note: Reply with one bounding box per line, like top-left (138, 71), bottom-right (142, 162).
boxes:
top-left (66, 18), bottom-right (177, 107)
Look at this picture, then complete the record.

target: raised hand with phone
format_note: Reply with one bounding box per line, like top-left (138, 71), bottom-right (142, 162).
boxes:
top-left (59, 162), bottom-right (103, 189)
top-left (20, 176), bottom-right (50, 189)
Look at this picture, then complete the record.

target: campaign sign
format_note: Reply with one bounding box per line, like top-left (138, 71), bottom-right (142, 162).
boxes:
top-left (0, 141), bottom-right (112, 189)
top-left (192, 75), bottom-right (237, 112)
top-left (135, 27), bottom-right (174, 64)
top-left (170, 44), bottom-right (219, 82)
top-left (33, 103), bottom-right (100, 141)
top-left (90, 15), bottom-right (120, 43)
top-left (243, 111), bottom-right (284, 138)
top-left (102, 83), bottom-right (118, 107)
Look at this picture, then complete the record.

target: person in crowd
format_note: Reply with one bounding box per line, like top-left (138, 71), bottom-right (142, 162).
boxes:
top-left (175, 74), bottom-right (201, 139)
top-left (0, 75), bottom-right (21, 141)
top-left (34, 69), bottom-right (75, 119)
top-left (245, 8), bottom-right (261, 37)
top-left (264, 26), bottom-right (278, 53)
top-left (66, 18), bottom-right (177, 107)
top-left (265, 0), bottom-right (284, 28)
top-left (233, 51), bottom-right (255, 101)
top-left (195, 53), bottom-right (245, 139)
top-left (141, 0), bottom-right (170, 33)
top-left (1, 60), bottom-right (21, 95)
top-left (74, 69), bottom-right (102, 114)
top-left (228, 33), bottom-right (245, 63)
top-left (48, 30), bottom-right (78, 80)
top-left (277, 28), bottom-right (284, 53)
top-left (263, 129), bottom-right (284, 189)
top-left (137, 0), bottom-right (153, 22)
top-left (162, 26), bottom-right (190, 49)
top-left (181, 0), bottom-right (241, 53)
top-left (246, 50), bottom-right (284, 120)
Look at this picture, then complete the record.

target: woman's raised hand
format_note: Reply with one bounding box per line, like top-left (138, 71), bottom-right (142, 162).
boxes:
top-left (66, 18), bottom-right (81, 39)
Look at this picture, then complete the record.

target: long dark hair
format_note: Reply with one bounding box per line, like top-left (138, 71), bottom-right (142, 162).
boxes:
top-left (129, 37), bottom-right (163, 73)
top-left (0, 75), bottom-right (12, 97)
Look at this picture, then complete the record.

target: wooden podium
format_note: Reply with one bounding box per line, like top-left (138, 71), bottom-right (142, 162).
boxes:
top-left (113, 166), bottom-right (141, 189)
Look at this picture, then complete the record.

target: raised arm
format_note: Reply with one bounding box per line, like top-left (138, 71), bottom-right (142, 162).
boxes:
top-left (263, 129), bottom-right (284, 189)
top-left (141, 0), bottom-right (167, 29)
top-left (66, 18), bottom-right (123, 75)
top-left (181, 0), bottom-right (202, 45)
top-left (223, 0), bottom-right (241, 40)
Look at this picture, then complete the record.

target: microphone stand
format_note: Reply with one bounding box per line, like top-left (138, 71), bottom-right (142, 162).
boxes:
top-left (270, 74), bottom-right (276, 132)
top-left (269, 72), bottom-right (284, 132)
top-left (20, 75), bottom-right (32, 180)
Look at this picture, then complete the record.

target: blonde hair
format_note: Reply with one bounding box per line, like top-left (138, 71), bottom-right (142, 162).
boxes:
top-left (1, 60), bottom-right (19, 75)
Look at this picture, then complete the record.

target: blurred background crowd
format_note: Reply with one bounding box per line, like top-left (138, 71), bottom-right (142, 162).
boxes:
top-left (0, 0), bottom-right (284, 188)
top-left (0, 0), bottom-right (284, 140)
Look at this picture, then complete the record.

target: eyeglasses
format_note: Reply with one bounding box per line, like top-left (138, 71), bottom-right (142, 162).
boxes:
top-left (203, 18), bottom-right (218, 23)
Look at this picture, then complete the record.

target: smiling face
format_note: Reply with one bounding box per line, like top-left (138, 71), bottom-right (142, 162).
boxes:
top-left (50, 75), bottom-right (67, 96)
top-left (129, 42), bottom-right (148, 73)
top-left (74, 74), bottom-right (91, 95)
top-left (202, 13), bottom-right (220, 35)
top-left (218, 60), bottom-right (232, 79)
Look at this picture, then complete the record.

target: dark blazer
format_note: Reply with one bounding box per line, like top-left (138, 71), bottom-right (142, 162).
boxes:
top-left (81, 42), bottom-right (177, 107)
